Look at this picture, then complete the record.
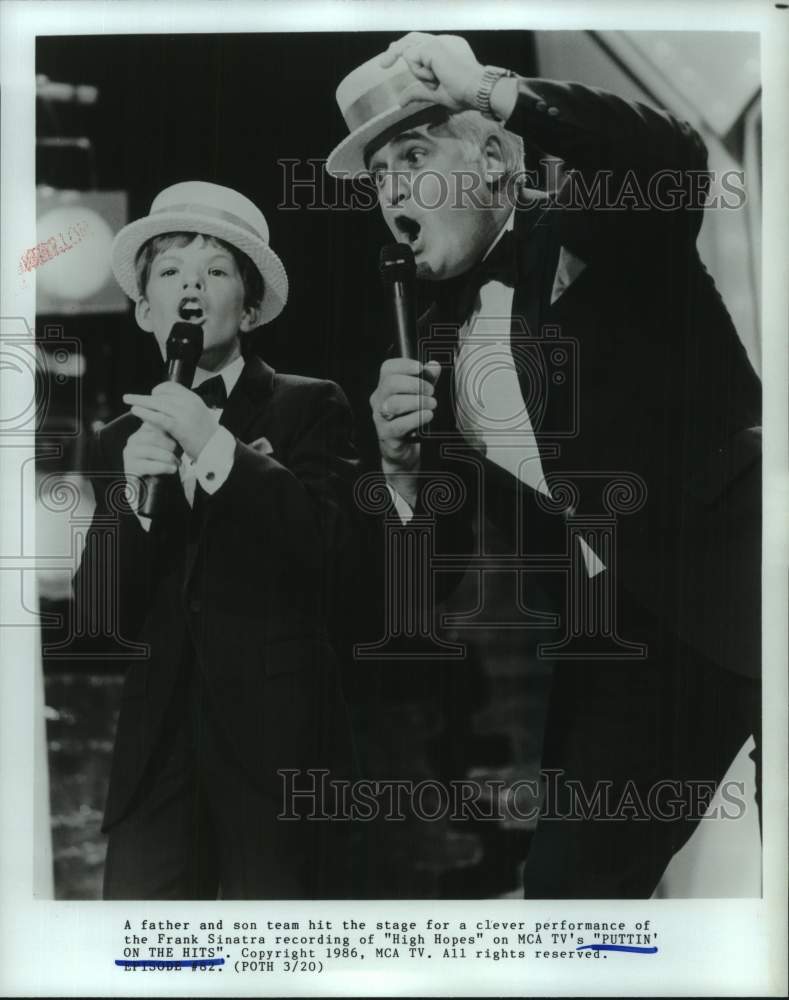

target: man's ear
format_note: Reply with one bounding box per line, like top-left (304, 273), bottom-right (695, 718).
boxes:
top-left (239, 304), bottom-right (262, 333)
top-left (482, 133), bottom-right (507, 189)
top-left (135, 297), bottom-right (154, 332)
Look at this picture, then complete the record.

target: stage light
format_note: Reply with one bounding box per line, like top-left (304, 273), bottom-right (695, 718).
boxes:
top-left (36, 206), bottom-right (113, 300)
top-left (35, 189), bottom-right (128, 314)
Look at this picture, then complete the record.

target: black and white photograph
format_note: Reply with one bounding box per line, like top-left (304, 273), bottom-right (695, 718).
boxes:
top-left (0, 0), bottom-right (786, 996)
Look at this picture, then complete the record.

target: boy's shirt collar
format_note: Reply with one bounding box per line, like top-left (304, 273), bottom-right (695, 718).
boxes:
top-left (192, 354), bottom-right (245, 403)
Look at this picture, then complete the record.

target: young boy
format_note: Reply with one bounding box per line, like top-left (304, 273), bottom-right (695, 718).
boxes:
top-left (76, 181), bottom-right (357, 899)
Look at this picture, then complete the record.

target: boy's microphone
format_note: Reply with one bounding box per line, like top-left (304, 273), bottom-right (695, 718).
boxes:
top-left (138, 321), bottom-right (203, 519)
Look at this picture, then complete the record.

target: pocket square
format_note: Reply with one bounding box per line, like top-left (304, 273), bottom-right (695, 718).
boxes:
top-left (551, 246), bottom-right (587, 304)
top-left (249, 436), bottom-right (274, 456)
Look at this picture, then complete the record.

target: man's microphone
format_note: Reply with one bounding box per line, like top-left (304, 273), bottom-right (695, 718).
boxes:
top-left (138, 321), bottom-right (204, 519)
top-left (379, 243), bottom-right (416, 360)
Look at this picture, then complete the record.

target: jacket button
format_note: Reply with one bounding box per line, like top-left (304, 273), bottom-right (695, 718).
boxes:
top-left (548, 106), bottom-right (560, 116)
top-left (189, 598), bottom-right (202, 613)
top-left (536, 99), bottom-right (548, 112)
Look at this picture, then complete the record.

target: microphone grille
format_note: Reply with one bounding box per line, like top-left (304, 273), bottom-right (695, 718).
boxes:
top-left (166, 322), bottom-right (204, 362)
top-left (379, 243), bottom-right (415, 283)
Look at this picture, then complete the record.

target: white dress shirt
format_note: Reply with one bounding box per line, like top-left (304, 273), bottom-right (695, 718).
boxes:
top-left (135, 355), bottom-right (242, 530)
top-left (390, 213), bottom-right (605, 578)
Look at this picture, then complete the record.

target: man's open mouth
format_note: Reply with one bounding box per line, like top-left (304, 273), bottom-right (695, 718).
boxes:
top-left (394, 215), bottom-right (421, 246)
top-left (178, 298), bottom-right (205, 322)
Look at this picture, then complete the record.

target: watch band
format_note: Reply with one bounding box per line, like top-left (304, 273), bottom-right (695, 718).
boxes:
top-left (474, 65), bottom-right (515, 121)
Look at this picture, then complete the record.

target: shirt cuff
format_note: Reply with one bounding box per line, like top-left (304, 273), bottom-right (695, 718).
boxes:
top-left (578, 536), bottom-right (606, 578)
top-left (194, 425), bottom-right (236, 494)
top-left (386, 484), bottom-right (415, 525)
top-left (135, 512), bottom-right (152, 533)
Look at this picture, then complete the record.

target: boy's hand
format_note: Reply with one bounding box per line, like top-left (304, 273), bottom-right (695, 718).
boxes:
top-left (123, 383), bottom-right (218, 461)
top-left (123, 422), bottom-right (179, 482)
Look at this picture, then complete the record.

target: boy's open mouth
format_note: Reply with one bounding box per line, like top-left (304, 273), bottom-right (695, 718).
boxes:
top-left (178, 298), bottom-right (205, 322)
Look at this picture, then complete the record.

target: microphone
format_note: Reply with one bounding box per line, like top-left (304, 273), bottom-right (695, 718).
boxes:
top-left (379, 243), bottom-right (416, 360)
top-left (138, 321), bottom-right (204, 519)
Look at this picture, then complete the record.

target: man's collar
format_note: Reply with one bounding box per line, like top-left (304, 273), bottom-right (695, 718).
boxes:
top-left (481, 206), bottom-right (517, 263)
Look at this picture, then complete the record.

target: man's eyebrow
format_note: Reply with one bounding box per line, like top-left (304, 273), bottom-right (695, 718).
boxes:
top-left (369, 130), bottom-right (433, 170)
top-left (392, 130), bottom-right (431, 145)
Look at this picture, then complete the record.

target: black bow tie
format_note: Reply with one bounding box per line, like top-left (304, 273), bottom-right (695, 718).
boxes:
top-left (473, 229), bottom-right (521, 288)
top-left (194, 374), bottom-right (227, 409)
top-left (434, 228), bottom-right (521, 325)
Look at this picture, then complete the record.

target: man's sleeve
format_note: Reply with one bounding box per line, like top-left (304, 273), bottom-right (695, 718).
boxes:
top-left (506, 76), bottom-right (710, 253)
top-left (510, 77), bottom-right (708, 172)
top-left (386, 483), bottom-right (415, 524)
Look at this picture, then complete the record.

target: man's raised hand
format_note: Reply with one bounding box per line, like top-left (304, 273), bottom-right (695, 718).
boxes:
top-left (380, 33), bottom-right (485, 112)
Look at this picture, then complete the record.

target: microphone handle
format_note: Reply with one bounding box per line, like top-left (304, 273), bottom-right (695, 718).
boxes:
top-left (168, 357), bottom-right (197, 387)
top-left (391, 279), bottom-right (416, 361)
top-left (137, 358), bottom-right (196, 519)
top-left (389, 277), bottom-right (427, 442)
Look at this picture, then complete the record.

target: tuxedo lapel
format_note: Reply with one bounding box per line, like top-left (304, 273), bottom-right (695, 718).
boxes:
top-left (184, 355), bottom-right (276, 585)
top-left (511, 202), bottom-right (564, 450)
top-left (511, 199), bottom-right (551, 342)
top-left (218, 354), bottom-right (276, 442)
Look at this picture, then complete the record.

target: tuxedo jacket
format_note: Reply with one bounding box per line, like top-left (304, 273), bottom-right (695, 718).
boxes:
top-left (76, 356), bottom-right (358, 830)
top-left (410, 78), bottom-right (761, 677)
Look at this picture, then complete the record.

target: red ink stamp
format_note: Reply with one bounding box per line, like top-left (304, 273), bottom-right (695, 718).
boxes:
top-left (18, 220), bottom-right (90, 275)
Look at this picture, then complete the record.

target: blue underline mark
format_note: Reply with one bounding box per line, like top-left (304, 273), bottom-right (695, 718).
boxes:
top-left (577, 944), bottom-right (658, 954)
top-left (115, 958), bottom-right (225, 968)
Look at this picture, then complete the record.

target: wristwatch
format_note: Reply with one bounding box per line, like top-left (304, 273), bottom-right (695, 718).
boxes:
top-left (474, 65), bottom-right (516, 121)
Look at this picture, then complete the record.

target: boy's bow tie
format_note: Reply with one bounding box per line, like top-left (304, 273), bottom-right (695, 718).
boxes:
top-left (195, 374), bottom-right (227, 409)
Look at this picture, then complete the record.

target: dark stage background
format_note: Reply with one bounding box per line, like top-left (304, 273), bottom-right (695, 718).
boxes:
top-left (36, 31), bottom-right (538, 450)
top-left (37, 30), bottom-right (547, 900)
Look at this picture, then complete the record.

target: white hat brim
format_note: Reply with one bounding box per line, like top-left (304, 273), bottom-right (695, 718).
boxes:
top-left (326, 100), bottom-right (437, 178)
top-left (111, 211), bottom-right (288, 327)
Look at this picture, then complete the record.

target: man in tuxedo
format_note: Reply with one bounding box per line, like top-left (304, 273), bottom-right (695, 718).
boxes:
top-left (327, 33), bottom-right (762, 897)
top-left (76, 181), bottom-right (357, 899)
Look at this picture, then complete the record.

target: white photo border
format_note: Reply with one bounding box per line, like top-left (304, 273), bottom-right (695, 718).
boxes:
top-left (1, 0), bottom-right (786, 996)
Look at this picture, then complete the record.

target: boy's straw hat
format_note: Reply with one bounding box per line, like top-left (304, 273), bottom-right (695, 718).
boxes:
top-left (326, 50), bottom-right (444, 179)
top-left (111, 181), bottom-right (288, 326)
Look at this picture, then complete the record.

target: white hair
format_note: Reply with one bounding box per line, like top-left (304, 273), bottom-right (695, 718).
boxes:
top-left (429, 109), bottom-right (525, 183)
